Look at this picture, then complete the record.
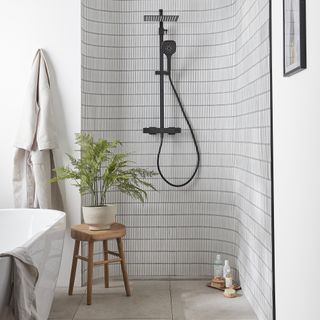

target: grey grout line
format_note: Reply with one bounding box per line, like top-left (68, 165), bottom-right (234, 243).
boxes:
top-left (169, 281), bottom-right (174, 320)
top-left (72, 291), bottom-right (85, 320)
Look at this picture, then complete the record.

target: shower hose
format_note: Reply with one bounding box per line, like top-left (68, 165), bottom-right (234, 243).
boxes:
top-left (157, 74), bottom-right (200, 187)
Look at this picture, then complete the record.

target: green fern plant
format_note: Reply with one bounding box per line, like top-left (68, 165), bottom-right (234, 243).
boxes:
top-left (50, 133), bottom-right (157, 206)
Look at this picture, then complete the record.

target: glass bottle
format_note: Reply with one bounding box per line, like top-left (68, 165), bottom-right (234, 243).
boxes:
top-left (223, 260), bottom-right (231, 278)
top-left (213, 254), bottom-right (223, 278)
top-left (225, 270), bottom-right (233, 288)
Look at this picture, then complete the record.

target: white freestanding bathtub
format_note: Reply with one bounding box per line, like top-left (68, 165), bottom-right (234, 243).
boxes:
top-left (0, 209), bottom-right (66, 320)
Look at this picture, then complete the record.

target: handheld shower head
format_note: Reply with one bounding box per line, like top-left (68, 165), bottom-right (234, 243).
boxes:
top-left (162, 40), bottom-right (176, 74)
top-left (162, 40), bottom-right (176, 56)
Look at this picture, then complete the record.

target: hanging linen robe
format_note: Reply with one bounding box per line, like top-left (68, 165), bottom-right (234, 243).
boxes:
top-left (13, 49), bottom-right (63, 210)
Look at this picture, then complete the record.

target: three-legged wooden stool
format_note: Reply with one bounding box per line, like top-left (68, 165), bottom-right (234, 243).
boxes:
top-left (68, 223), bottom-right (131, 305)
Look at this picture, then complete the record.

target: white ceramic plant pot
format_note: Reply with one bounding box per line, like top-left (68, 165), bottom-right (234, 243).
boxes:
top-left (82, 205), bottom-right (117, 228)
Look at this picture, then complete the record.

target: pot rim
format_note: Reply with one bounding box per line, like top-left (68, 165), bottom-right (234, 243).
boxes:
top-left (82, 204), bottom-right (116, 208)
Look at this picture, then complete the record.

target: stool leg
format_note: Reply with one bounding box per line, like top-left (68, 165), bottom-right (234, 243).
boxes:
top-left (116, 237), bottom-right (131, 296)
top-left (87, 240), bottom-right (94, 305)
top-left (103, 240), bottom-right (109, 288)
top-left (68, 240), bottom-right (80, 296)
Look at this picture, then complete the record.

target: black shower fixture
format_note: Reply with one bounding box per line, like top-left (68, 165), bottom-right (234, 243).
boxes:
top-left (143, 9), bottom-right (200, 187)
top-left (162, 40), bottom-right (176, 74)
top-left (144, 13), bottom-right (179, 22)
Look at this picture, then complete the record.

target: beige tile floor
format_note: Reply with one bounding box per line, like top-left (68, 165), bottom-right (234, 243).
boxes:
top-left (49, 280), bottom-right (257, 320)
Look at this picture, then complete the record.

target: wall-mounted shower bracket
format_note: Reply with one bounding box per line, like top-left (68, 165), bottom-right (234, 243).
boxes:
top-left (159, 27), bottom-right (167, 35)
top-left (143, 126), bottom-right (181, 135)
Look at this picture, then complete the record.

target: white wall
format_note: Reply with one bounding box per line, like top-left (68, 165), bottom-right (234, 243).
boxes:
top-left (272, 1), bottom-right (320, 319)
top-left (0, 0), bottom-right (81, 286)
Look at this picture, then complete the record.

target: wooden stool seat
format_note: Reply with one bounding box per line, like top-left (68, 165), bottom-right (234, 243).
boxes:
top-left (71, 223), bottom-right (126, 241)
top-left (68, 223), bottom-right (131, 305)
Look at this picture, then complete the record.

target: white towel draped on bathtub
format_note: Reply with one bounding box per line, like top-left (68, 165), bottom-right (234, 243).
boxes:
top-left (13, 49), bottom-right (63, 210)
top-left (0, 248), bottom-right (40, 320)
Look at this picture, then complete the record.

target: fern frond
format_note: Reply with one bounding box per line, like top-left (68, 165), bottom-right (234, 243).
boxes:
top-left (50, 133), bottom-right (157, 206)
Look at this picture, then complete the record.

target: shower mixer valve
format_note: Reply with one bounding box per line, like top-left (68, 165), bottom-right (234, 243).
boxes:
top-left (143, 126), bottom-right (181, 135)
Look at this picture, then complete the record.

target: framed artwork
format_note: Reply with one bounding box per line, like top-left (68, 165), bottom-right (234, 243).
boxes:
top-left (283, 0), bottom-right (306, 76)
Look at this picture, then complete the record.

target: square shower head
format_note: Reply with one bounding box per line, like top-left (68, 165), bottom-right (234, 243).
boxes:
top-left (144, 14), bottom-right (179, 22)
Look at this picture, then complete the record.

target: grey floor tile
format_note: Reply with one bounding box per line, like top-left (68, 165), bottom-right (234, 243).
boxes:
top-left (171, 280), bottom-right (257, 320)
top-left (50, 280), bottom-right (258, 320)
top-left (49, 287), bottom-right (84, 319)
top-left (74, 280), bottom-right (172, 319)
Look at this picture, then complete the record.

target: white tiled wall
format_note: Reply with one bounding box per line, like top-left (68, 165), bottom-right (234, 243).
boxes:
top-left (233, 1), bottom-right (272, 319)
top-left (81, 0), bottom-right (272, 319)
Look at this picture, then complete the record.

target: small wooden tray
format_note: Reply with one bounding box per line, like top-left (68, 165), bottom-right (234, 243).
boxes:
top-left (207, 282), bottom-right (241, 291)
top-left (88, 224), bottom-right (112, 231)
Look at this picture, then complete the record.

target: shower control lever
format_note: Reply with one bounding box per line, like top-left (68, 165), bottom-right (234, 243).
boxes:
top-left (143, 127), bottom-right (181, 135)
top-left (155, 70), bottom-right (169, 75)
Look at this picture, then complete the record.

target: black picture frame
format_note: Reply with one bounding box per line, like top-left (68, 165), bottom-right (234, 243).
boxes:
top-left (269, 1), bottom-right (276, 318)
top-left (283, 0), bottom-right (306, 76)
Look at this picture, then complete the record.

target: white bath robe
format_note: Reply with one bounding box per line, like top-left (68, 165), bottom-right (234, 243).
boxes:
top-left (13, 49), bottom-right (63, 210)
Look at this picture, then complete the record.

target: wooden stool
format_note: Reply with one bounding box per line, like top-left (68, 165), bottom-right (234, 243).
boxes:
top-left (68, 223), bottom-right (131, 305)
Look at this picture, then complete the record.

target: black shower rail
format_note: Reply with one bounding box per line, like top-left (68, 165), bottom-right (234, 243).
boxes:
top-left (143, 9), bottom-right (200, 187)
